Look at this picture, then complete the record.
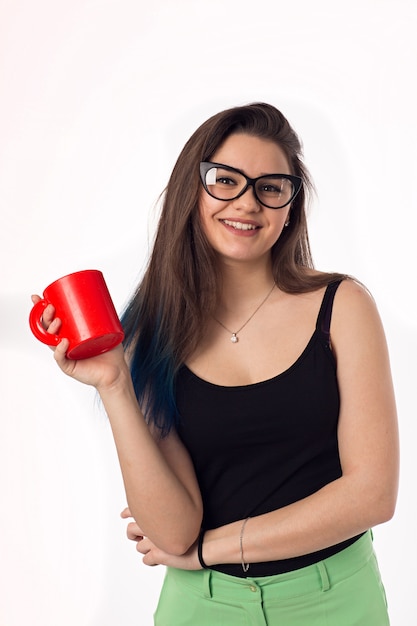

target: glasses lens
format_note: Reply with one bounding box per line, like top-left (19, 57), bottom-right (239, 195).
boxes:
top-left (203, 165), bottom-right (247, 200)
top-left (255, 177), bottom-right (295, 208)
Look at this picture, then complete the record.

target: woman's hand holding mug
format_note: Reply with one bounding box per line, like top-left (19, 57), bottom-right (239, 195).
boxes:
top-left (30, 270), bottom-right (127, 390)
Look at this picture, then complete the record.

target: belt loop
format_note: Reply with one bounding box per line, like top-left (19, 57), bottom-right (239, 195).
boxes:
top-left (317, 561), bottom-right (330, 592)
top-left (203, 569), bottom-right (212, 599)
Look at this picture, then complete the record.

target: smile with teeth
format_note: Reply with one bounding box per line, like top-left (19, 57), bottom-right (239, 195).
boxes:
top-left (222, 219), bottom-right (259, 231)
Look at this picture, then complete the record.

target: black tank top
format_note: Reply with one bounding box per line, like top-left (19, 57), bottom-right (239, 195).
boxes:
top-left (176, 280), bottom-right (362, 577)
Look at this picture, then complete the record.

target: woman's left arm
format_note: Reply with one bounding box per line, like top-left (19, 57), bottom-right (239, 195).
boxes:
top-left (130, 280), bottom-right (400, 568)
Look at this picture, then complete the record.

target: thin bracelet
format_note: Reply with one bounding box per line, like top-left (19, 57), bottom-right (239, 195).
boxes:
top-left (240, 517), bottom-right (250, 573)
top-left (197, 529), bottom-right (208, 569)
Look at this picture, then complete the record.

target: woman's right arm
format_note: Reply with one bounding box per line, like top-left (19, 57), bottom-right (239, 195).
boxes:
top-left (92, 359), bottom-right (203, 556)
top-left (37, 299), bottom-right (203, 555)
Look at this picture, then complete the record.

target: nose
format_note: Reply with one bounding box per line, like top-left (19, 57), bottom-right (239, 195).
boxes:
top-left (233, 185), bottom-right (261, 212)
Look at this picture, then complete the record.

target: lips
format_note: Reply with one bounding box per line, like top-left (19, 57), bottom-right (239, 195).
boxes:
top-left (221, 219), bottom-right (260, 231)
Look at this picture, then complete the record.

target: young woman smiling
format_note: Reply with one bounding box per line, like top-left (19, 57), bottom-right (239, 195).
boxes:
top-left (35, 103), bottom-right (398, 625)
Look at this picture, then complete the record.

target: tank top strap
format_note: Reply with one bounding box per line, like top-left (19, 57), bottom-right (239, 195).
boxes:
top-left (316, 279), bottom-right (344, 344)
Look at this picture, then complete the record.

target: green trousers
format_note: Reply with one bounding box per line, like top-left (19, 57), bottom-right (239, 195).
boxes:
top-left (154, 531), bottom-right (389, 625)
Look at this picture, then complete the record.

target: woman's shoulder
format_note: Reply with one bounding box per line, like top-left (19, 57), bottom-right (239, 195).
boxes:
top-left (332, 276), bottom-right (374, 306)
top-left (328, 276), bottom-right (384, 344)
top-left (301, 270), bottom-right (378, 326)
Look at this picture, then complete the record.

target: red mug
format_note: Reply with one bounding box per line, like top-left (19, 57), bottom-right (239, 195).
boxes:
top-left (29, 270), bottom-right (124, 359)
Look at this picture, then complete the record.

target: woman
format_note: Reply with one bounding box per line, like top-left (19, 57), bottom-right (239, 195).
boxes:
top-left (34, 103), bottom-right (399, 625)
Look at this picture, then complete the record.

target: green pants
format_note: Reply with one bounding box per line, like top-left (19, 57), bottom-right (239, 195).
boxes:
top-left (154, 531), bottom-right (389, 625)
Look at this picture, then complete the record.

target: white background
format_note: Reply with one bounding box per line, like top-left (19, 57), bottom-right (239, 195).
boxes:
top-left (0, 1), bottom-right (416, 624)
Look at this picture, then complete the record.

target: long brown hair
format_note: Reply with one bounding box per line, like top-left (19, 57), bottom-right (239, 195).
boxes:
top-left (122, 103), bottom-right (345, 432)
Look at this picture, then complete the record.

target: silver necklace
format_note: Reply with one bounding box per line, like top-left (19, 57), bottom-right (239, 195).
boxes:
top-left (214, 283), bottom-right (276, 343)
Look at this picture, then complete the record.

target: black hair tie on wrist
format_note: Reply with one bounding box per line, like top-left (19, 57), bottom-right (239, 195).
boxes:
top-left (197, 529), bottom-right (208, 569)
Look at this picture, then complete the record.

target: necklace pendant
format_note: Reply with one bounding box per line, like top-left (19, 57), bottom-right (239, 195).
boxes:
top-left (231, 333), bottom-right (239, 343)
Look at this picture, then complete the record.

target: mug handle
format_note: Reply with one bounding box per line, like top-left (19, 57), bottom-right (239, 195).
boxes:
top-left (29, 299), bottom-right (61, 347)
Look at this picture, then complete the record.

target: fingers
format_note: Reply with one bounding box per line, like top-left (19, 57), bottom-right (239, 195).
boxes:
top-left (31, 296), bottom-right (60, 333)
top-left (138, 539), bottom-right (162, 567)
top-left (54, 338), bottom-right (70, 362)
top-left (121, 507), bottom-right (157, 565)
top-left (142, 553), bottom-right (158, 567)
top-left (136, 536), bottom-right (151, 555)
top-left (120, 507), bottom-right (132, 519)
top-left (126, 521), bottom-right (144, 542)
top-left (41, 303), bottom-right (56, 328)
top-left (48, 316), bottom-right (62, 335)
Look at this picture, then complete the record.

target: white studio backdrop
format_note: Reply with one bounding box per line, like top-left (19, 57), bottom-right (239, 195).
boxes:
top-left (0, 1), bottom-right (415, 624)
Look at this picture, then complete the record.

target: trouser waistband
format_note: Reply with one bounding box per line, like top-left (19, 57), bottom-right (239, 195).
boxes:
top-left (168, 531), bottom-right (374, 603)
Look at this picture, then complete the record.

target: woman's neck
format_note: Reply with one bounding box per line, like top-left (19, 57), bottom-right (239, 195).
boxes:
top-left (217, 258), bottom-right (276, 312)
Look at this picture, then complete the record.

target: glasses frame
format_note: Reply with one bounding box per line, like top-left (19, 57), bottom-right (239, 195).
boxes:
top-left (199, 161), bottom-right (303, 209)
